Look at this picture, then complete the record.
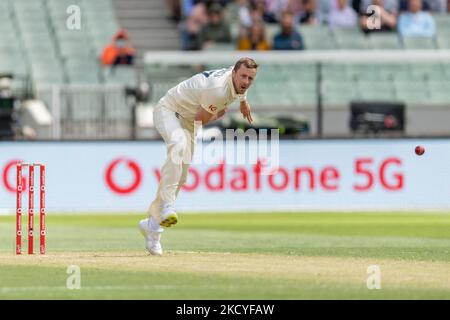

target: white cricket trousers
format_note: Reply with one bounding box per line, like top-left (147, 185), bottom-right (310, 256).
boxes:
top-left (148, 103), bottom-right (196, 221)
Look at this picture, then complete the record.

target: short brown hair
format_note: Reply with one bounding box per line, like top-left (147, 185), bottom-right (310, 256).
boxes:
top-left (234, 58), bottom-right (258, 72)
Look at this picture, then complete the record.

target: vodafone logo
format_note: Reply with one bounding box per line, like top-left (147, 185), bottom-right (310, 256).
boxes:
top-left (105, 158), bottom-right (142, 195)
top-left (2, 159), bottom-right (25, 193)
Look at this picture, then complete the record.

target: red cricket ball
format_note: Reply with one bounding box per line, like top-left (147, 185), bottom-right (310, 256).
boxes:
top-left (415, 145), bottom-right (425, 156)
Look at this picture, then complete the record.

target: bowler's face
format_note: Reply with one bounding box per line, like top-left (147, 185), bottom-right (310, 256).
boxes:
top-left (232, 65), bottom-right (257, 94)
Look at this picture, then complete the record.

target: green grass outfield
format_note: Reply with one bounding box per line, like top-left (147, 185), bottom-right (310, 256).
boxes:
top-left (0, 212), bottom-right (449, 299)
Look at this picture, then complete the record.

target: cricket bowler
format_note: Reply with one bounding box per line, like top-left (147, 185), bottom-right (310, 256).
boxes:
top-left (139, 57), bottom-right (258, 255)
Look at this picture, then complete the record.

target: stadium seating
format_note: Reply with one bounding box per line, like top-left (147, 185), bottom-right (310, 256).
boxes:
top-left (357, 81), bottom-right (396, 101)
top-left (402, 37), bottom-right (437, 50)
top-left (321, 81), bottom-right (359, 108)
top-left (204, 43), bottom-right (236, 51)
top-left (428, 80), bottom-right (450, 105)
top-left (290, 81), bottom-right (317, 107)
top-left (3, 0), bottom-right (124, 87)
top-left (291, 63), bottom-right (317, 82)
top-left (212, 11), bottom-right (450, 52)
top-left (321, 64), bottom-right (348, 82)
top-left (145, 55), bottom-right (450, 111)
top-left (436, 30), bottom-right (450, 49)
top-left (103, 67), bottom-right (137, 86)
top-left (434, 14), bottom-right (450, 30)
top-left (368, 33), bottom-right (402, 50)
top-left (0, 0), bottom-right (139, 139)
top-left (300, 25), bottom-right (336, 50)
top-left (332, 28), bottom-right (369, 50)
top-left (4, 0), bottom-right (450, 139)
top-left (65, 59), bottom-right (102, 85)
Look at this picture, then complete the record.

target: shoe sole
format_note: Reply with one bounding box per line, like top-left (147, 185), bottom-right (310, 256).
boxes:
top-left (160, 213), bottom-right (178, 228)
top-left (149, 249), bottom-right (163, 256)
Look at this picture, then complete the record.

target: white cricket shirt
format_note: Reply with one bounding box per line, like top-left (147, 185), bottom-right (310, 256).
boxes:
top-left (159, 67), bottom-right (246, 121)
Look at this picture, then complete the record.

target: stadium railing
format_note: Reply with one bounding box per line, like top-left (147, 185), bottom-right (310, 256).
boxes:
top-left (35, 84), bottom-right (133, 140)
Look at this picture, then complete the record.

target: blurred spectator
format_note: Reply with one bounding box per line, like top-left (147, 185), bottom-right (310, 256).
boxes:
top-left (213, 0), bottom-right (236, 7)
top-left (398, 0), bottom-right (436, 37)
top-left (273, 11), bottom-right (304, 49)
top-left (198, 3), bottom-right (232, 49)
top-left (166, 0), bottom-right (182, 21)
top-left (180, 3), bottom-right (208, 50)
top-left (352, 0), bottom-right (363, 13)
top-left (329, 0), bottom-right (358, 29)
top-left (359, 0), bottom-right (399, 13)
top-left (360, 0), bottom-right (397, 33)
top-left (237, 24), bottom-right (251, 44)
top-left (287, 0), bottom-right (305, 20)
top-left (251, 0), bottom-right (270, 23)
top-left (237, 21), bottom-right (271, 50)
top-left (399, 0), bottom-right (430, 11)
top-left (317, 0), bottom-right (332, 23)
top-left (299, 0), bottom-right (319, 24)
top-left (265, 0), bottom-right (289, 22)
top-left (423, 0), bottom-right (447, 12)
top-left (250, 0), bottom-right (287, 23)
top-left (182, 1), bottom-right (233, 19)
top-left (182, 0), bottom-right (197, 18)
top-left (101, 30), bottom-right (135, 66)
top-left (237, 0), bottom-right (253, 27)
top-left (263, 0), bottom-right (303, 22)
top-left (249, 0), bottom-right (308, 24)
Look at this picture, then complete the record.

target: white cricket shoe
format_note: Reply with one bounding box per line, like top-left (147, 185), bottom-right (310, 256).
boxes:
top-left (138, 219), bottom-right (163, 256)
top-left (159, 203), bottom-right (178, 228)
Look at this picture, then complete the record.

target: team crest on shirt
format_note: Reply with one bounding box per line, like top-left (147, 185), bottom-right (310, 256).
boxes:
top-left (208, 105), bottom-right (217, 112)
